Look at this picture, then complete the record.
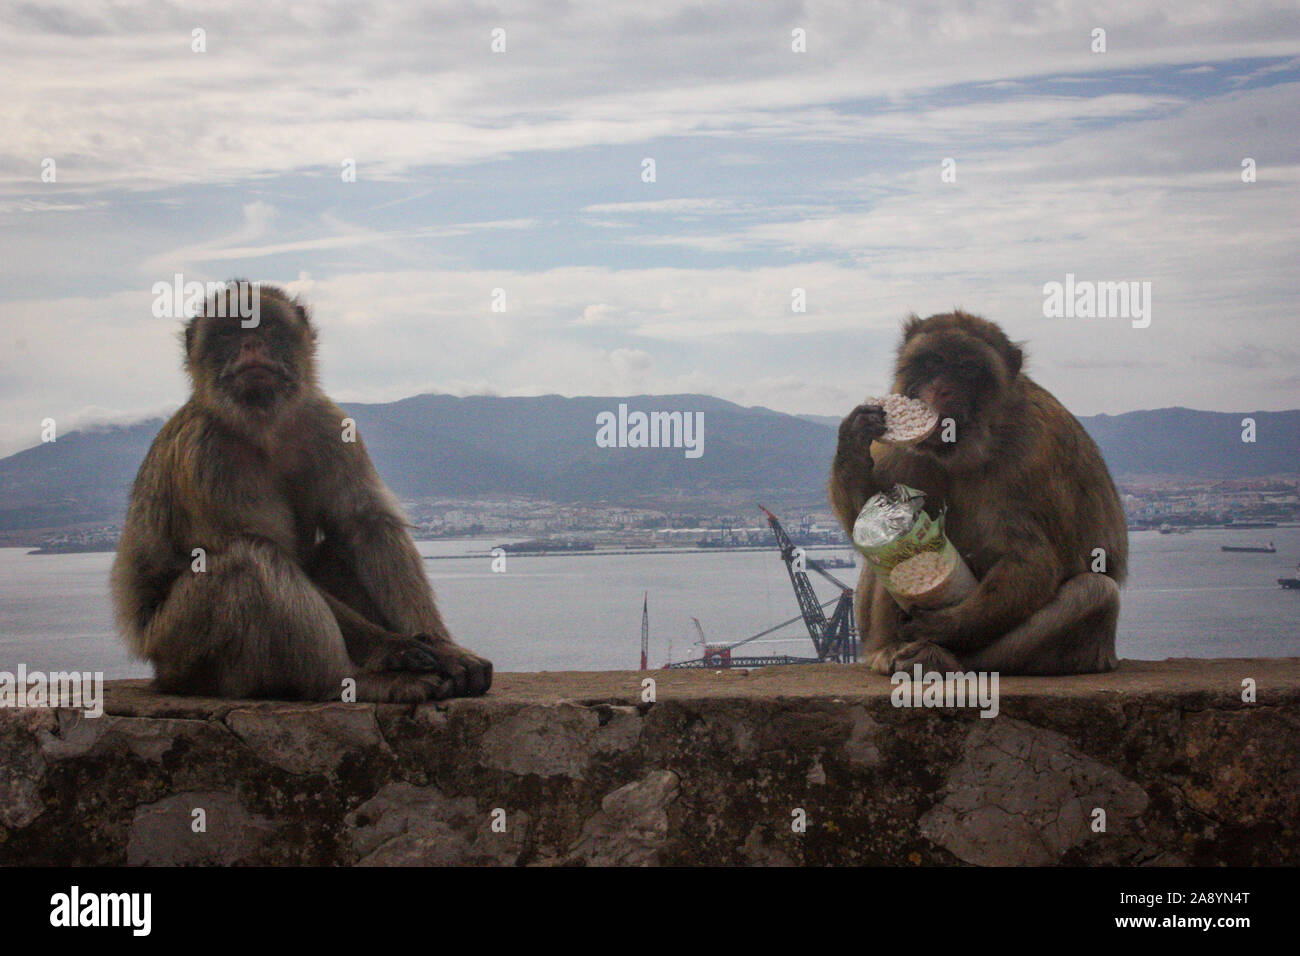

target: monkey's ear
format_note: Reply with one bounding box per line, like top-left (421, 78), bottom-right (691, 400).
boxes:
top-left (901, 313), bottom-right (924, 341)
top-left (1006, 343), bottom-right (1024, 379)
top-left (294, 302), bottom-right (317, 340)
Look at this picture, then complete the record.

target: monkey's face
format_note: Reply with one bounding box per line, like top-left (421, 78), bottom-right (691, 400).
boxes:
top-left (893, 313), bottom-right (1022, 467)
top-left (185, 290), bottom-right (318, 419)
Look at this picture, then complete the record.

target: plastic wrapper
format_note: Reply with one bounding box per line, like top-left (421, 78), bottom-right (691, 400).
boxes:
top-left (850, 484), bottom-right (977, 611)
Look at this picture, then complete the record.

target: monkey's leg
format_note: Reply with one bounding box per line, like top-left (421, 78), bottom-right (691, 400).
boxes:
top-left (306, 536), bottom-right (390, 625)
top-left (859, 571), bottom-right (911, 675)
top-left (306, 537), bottom-right (471, 693)
top-left (961, 573), bottom-right (1120, 676)
top-left (309, 531), bottom-right (492, 697)
top-left (317, 589), bottom-right (460, 696)
top-left (145, 540), bottom-right (441, 702)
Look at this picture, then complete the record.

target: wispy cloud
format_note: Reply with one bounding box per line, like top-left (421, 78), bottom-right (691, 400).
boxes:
top-left (1, 0), bottom-right (1298, 457)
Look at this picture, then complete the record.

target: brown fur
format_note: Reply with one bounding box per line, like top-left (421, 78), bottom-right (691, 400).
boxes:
top-left (830, 311), bottom-right (1126, 675)
top-left (111, 283), bottom-right (492, 702)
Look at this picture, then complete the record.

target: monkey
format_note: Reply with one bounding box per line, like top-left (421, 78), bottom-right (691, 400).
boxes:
top-left (111, 282), bottom-right (493, 703)
top-left (830, 310), bottom-right (1127, 676)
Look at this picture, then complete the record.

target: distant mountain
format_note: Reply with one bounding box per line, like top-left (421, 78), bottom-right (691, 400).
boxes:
top-left (0, 395), bottom-right (1296, 532)
top-left (0, 421), bottom-right (160, 531)
top-left (1076, 408), bottom-right (1299, 479)
top-left (346, 393), bottom-right (832, 500)
top-left (798, 413), bottom-right (842, 428)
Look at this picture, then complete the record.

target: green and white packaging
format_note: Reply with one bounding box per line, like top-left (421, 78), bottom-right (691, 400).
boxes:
top-left (850, 484), bottom-right (977, 611)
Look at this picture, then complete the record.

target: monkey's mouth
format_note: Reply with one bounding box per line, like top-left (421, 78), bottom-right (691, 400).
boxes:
top-left (236, 366), bottom-right (281, 385)
top-left (222, 360), bottom-right (292, 403)
top-left (226, 358), bottom-right (286, 381)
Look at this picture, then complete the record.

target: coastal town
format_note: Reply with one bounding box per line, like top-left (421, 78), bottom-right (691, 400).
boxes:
top-left (23, 475), bottom-right (1300, 554)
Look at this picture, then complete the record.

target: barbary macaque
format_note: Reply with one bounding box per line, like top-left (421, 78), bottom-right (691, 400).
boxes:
top-left (112, 282), bottom-right (492, 701)
top-left (830, 311), bottom-right (1127, 675)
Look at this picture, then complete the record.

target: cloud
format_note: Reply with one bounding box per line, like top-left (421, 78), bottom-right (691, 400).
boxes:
top-left (2, 1), bottom-right (1298, 191)
top-left (583, 199), bottom-right (736, 214)
top-left (2, 1), bottom-right (1299, 458)
top-left (609, 347), bottom-right (654, 376)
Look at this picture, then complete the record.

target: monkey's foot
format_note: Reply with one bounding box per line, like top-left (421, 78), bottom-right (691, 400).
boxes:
top-left (411, 634), bottom-right (493, 698)
top-left (890, 641), bottom-right (962, 675)
top-left (868, 647), bottom-right (901, 675)
top-left (352, 672), bottom-right (447, 704)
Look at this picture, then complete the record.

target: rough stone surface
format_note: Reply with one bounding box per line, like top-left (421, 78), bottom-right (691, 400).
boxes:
top-left (346, 782), bottom-right (527, 866)
top-left (127, 790), bottom-right (282, 866)
top-left (918, 718), bottom-right (1150, 865)
top-left (225, 702), bottom-right (390, 775)
top-left (0, 659), bottom-right (1296, 866)
top-left (565, 770), bottom-right (680, 865)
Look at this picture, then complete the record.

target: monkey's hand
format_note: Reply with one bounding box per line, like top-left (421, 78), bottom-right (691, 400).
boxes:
top-left (374, 637), bottom-right (446, 674)
top-left (889, 640), bottom-right (962, 675)
top-left (835, 403), bottom-right (887, 475)
top-left (411, 634), bottom-right (494, 698)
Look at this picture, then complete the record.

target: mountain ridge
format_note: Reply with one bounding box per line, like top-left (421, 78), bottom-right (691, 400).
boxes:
top-left (1, 393), bottom-right (1296, 532)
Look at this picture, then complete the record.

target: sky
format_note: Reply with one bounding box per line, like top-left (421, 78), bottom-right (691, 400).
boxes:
top-left (1, 0), bottom-right (1298, 457)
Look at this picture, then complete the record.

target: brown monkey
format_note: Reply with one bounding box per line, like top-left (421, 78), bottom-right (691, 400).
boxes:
top-left (112, 282), bottom-right (492, 702)
top-left (830, 311), bottom-right (1126, 676)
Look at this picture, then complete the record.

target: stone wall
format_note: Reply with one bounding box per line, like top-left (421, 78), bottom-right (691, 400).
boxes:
top-left (1, 659), bottom-right (1296, 866)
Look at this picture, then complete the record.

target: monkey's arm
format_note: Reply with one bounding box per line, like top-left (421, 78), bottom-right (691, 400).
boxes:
top-left (327, 483), bottom-right (453, 640)
top-left (830, 404), bottom-right (889, 532)
top-left (307, 410), bottom-right (454, 640)
top-left (316, 452), bottom-right (492, 696)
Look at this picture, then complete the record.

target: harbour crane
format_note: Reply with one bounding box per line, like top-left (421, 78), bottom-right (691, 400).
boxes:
top-left (666, 505), bottom-right (858, 668)
top-left (757, 505), bottom-right (858, 664)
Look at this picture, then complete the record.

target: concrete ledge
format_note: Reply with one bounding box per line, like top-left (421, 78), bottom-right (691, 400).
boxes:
top-left (1, 659), bottom-right (1297, 866)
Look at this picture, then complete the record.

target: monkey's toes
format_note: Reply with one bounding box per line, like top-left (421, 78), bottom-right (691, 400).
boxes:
top-left (868, 647), bottom-right (900, 675)
top-left (891, 641), bottom-right (962, 674)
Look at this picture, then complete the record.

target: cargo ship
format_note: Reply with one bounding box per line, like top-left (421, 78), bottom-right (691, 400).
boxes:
top-left (1221, 542), bottom-right (1276, 553)
top-left (494, 539), bottom-right (595, 554)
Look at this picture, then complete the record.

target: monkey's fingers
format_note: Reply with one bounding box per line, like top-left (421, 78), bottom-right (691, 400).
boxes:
top-left (838, 405), bottom-right (888, 455)
top-left (377, 639), bottom-right (444, 673)
top-left (463, 655), bottom-right (492, 696)
top-left (412, 636), bottom-right (493, 697)
top-left (425, 677), bottom-right (458, 700)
